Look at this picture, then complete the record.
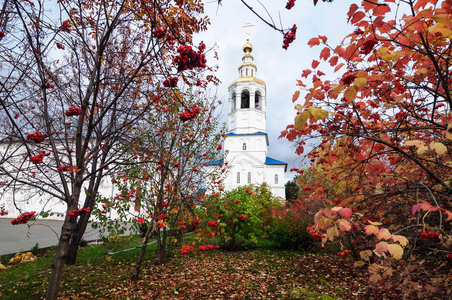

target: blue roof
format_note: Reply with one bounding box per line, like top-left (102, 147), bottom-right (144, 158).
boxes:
top-left (205, 159), bottom-right (224, 166)
top-left (265, 157), bottom-right (287, 171)
top-left (225, 131), bottom-right (267, 136)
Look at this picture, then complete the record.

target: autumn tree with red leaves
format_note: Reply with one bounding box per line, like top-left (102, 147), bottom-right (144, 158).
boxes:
top-left (0, 0), bottom-right (214, 298)
top-left (281, 0), bottom-right (452, 294)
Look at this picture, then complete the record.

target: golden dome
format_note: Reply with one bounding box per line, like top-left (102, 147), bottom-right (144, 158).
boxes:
top-left (243, 40), bottom-right (253, 55)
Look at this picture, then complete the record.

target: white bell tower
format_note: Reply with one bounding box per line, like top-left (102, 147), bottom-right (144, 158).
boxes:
top-left (205, 32), bottom-right (287, 200)
top-left (228, 40), bottom-right (266, 134)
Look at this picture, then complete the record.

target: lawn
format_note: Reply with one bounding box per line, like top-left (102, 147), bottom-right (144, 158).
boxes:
top-left (0, 236), bottom-right (407, 299)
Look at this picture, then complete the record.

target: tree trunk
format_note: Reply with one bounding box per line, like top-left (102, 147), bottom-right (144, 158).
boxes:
top-left (66, 212), bottom-right (90, 265)
top-left (46, 217), bottom-right (77, 300)
top-left (131, 222), bottom-right (155, 281)
top-left (155, 228), bottom-right (168, 265)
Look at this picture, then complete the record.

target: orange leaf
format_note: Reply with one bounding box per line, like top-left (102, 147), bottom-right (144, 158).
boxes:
top-left (320, 47), bottom-right (330, 61)
top-left (307, 37), bottom-right (320, 48)
top-left (334, 63), bottom-right (345, 72)
top-left (350, 11), bottom-right (366, 24)
top-left (344, 85), bottom-right (357, 101)
top-left (329, 55), bottom-right (339, 66)
top-left (347, 4), bottom-right (359, 22)
top-left (372, 4), bottom-right (390, 16)
top-left (312, 60), bottom-right (320, 69)
top-left (301, 69), bottom-right (311, 78)
top-left (292, 91), bottom-right (300, 103)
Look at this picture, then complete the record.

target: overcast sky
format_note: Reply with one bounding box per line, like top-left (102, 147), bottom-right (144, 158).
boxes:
top-left (194, 0), bottom-right (354, 181)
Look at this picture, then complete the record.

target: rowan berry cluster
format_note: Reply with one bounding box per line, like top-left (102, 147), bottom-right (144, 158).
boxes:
top-left (178, 222), bottom-right (186, 230)
top-left (163, 77), bottom-right (178, 87)
top-left (135, 217), bottom-right (145, 223)
top-left (238, 214), bottom-right (248, 220)
top-left (59, 20), bottom-right (71, 33)
top-left (65, 106), bottom-right (82, 116)
top-left (56, 42), bottom-right (65, 50)
top-left (207, 220), bottom-right (219, 228)
top-left (43, 82), bottom-right (54, 89)
top-left (340, 72), bottom-right (357, 86)
top-left (179, 245), bottom-right (193, 254)
top-left (152, 27), bottom-right (167, 39)
top-left (174, 43), bottom-right (207, 72)
top-left (67, 207), bottom-right (90, 218)
top-left (157, 213), bottom-right (169, 220)
top-left (11, 211), bottom-right (36, 225)
top-left (191, 218), bottom-right (200, 227)
top-left (337, 249), bottom-right (351, 258)
top-left (283, 25), bottom-right (297, 50)
top-left (286, 0), bottom-right (296, 9)
top-left (30, 151), bottom-right (50, 164)
top-left (0, 204), bottom-right (6, 216)
top-left (360, 38), bottom-right (378, 55)
top-left (421, 231), bottom-right (440, 240)
top-left (27, 131), bottom-right (46, 143)
top-left (0, 31), bottom-right (4, 39)
top-left (199, 244), bottom-right (215, 251)
top-left (309, 233), bottom-right (325, 240)
top-left (57, 165), bottom-right (70, 172)
top-left (217, 144), bottom-right (222, 150)
top-left (179, 104), bottom-right (200, 122)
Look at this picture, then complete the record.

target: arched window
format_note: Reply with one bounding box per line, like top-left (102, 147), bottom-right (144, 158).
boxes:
top-left (255, 92), bottom-right (261, 110)
top-left (241, 91), bottom-right (250, 108)
top-left (251, 70), bottom-right (254, 77)
top-left (247, 172), bottom-right (251, 183)
top-left (242, 143), bottom-right (246, 150)
top-left (237, 172), bottom-right (241, 184)
top-left (275, 174), bottom-right (279, 184)
top-left (231, 93), bottom-right (236, 112)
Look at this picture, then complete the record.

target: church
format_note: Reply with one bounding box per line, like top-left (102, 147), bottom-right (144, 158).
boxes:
top-left (207, 39), bottom-right (287, 199)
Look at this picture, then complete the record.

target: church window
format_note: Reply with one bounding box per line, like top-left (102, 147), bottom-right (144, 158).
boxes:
top-left (231, 93), bottom-right (236, 111)
top-left (241, 91), bottom-right (250, 108)
top-left (275, 174), bottom-right (279, 184)
top-left (242, 143), bottom-right (246, 150)
top-left (246, 69), bottom-right (248, 76)
top-left (237, 172), bottom-right (241, 184)
top-left (251, 70), bottom-right (254, 77)
top-left (247, 172), bottom-right (251, 183)
top-left (255, 92), bottom-right (261, 110)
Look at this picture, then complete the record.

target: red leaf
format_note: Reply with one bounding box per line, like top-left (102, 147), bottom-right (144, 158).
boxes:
top-left (320, 47), bottom-right (331, 61)
top-left (329, 55), bottom-right (339, 66)
top-left (372, 4), bottom-right (390, 16)
top-left (312, 60), bottom-right (320, 69)
top-left (296, 145), bottom-right (304, 155)
top-left (350, 11), bottom-right (366, 24)
top-left (307, 37), bottom-right (320, 48)
top-left (347, 4), bottom-right (359, 22)
top-left (319, 35), bottom-right (328, 43)
top-left (302, 69), bottom-right (311, 78)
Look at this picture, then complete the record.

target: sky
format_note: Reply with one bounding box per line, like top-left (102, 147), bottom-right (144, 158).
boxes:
top-left (194, 0), bottom-right (354, 182)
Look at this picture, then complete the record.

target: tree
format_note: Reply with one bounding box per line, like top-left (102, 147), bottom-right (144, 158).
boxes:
top-left (94, 88), bottom-right (225, 279)
top-left (0, 0), bottom-right (212, 298)
top-left (281, 0), bottom-right (452, 288)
